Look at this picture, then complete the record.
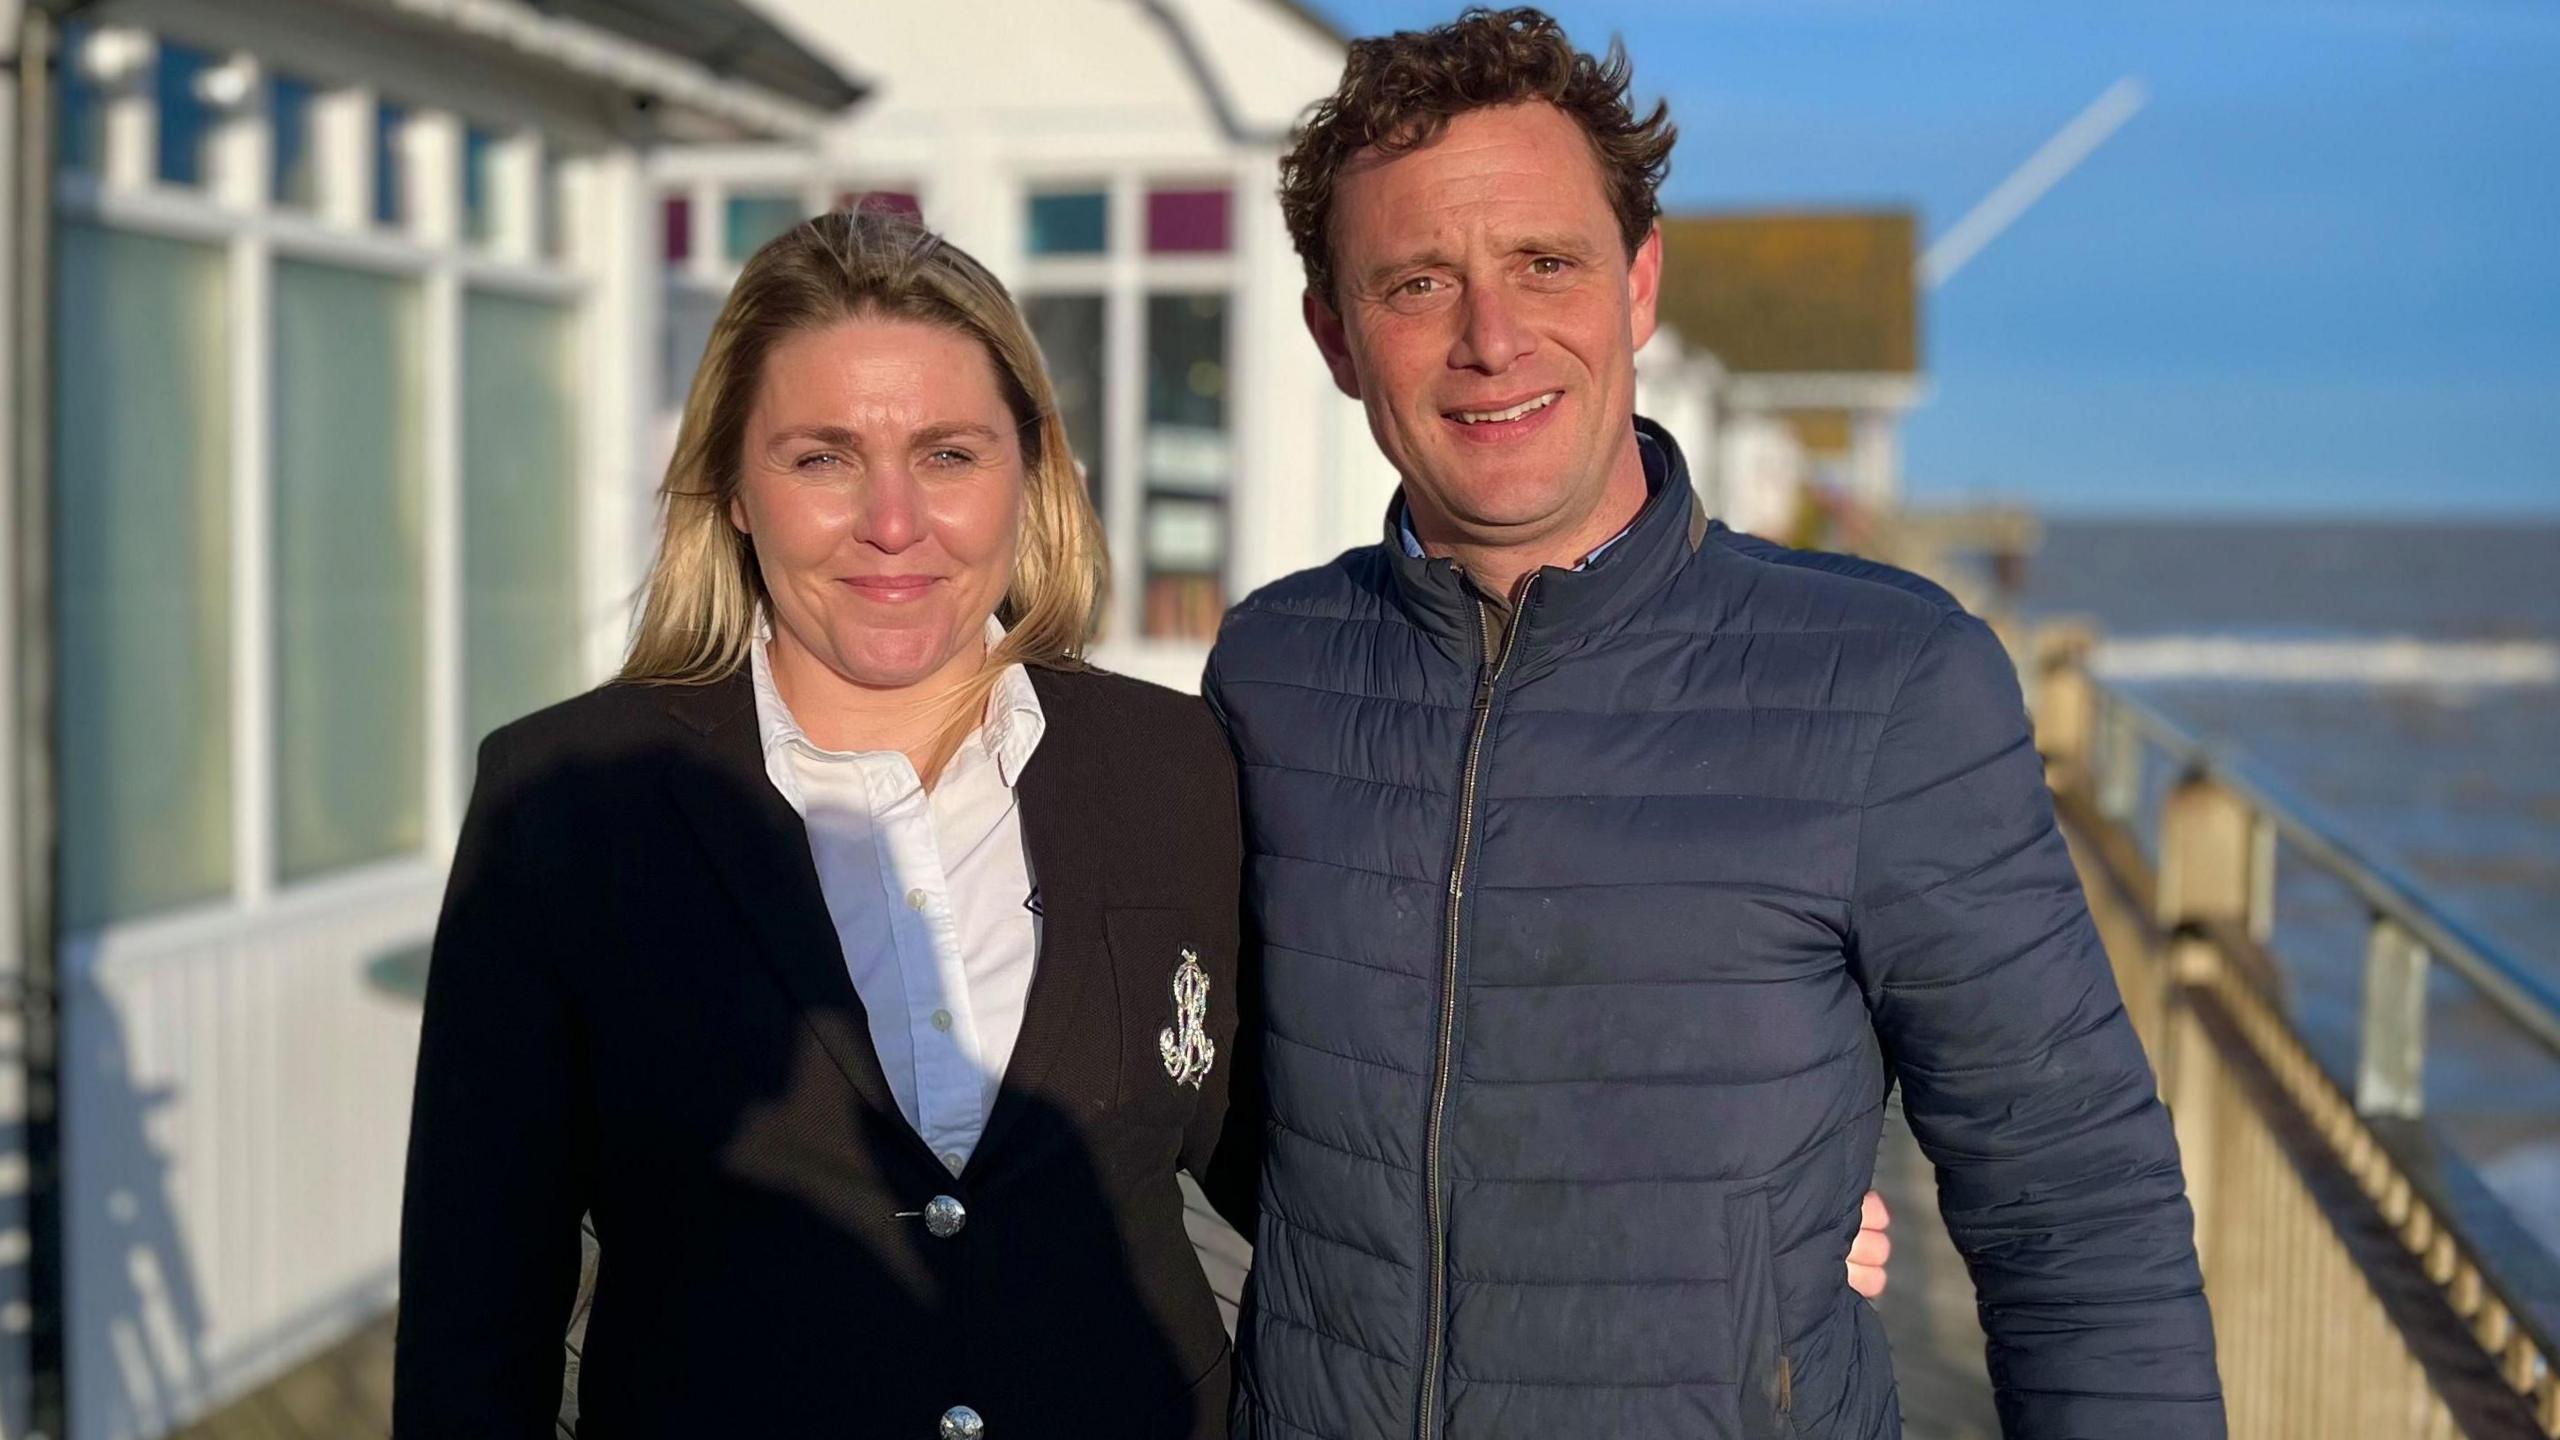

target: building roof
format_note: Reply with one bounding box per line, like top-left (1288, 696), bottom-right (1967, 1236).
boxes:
top-left (529, 0), bottom-right (869, 111)
top-left (1656, 211), bottom-right (1920, 377)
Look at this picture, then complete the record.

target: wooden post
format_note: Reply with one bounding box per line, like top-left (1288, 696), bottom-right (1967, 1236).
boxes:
top-left (2031, 621), bottom-right (2098, 799)
top-left (2158, 774), bottom-right (2256, 935)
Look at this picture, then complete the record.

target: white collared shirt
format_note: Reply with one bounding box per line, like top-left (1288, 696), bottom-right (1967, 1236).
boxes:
top-left (750, 617), bottom-right (1045, 1175)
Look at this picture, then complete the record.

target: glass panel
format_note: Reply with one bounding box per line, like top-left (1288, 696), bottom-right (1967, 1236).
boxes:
top-left (270, 73), bottom-right (318, 208)
top-left (542, 151), bottom-right (571, 261)
top-left (840, 189), bottom-right (920, 221)
top-left (55, 224), bottom-right (233, 929)
top-left (1146, 186), bottom-right (1231, 255)
top-left (1142, 293), bottom-right (1229, 638)
top-left (374, 100), bottom-right (408, 228)
top-left (59, 23), bottom-right (103, 175)
top-left (725, 192), bottom-right (802, 260)
top-left (154, 39), bottom-right (216, 188)
top-left (1027, 192), bottom-right (1108, 256)
top-left (462, 124), bottom-right (497, 246)
top-left (662, 194), bottom-right (691, 264)
top-left (463, 291), bottom-right (582, 750)
top-left (273, 260), bottom-right (426, 879)
top-left (1024, 293), bottom-right (1107, 515)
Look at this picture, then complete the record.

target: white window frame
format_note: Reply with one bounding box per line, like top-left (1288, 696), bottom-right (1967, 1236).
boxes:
top-left (1011, 163), bottom-right (1240, 644)
top-left (55, 19), bottom-right (603, 939)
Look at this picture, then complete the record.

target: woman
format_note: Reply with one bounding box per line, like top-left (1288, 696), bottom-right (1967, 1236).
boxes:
top-left (394, 209), bottom-right (1891, 1438)
top-left (395, 211), bottom-right (1249, 1437)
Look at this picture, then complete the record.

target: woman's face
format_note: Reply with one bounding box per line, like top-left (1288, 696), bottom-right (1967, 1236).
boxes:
top-left (730, 316), bottom-right (1026, 696)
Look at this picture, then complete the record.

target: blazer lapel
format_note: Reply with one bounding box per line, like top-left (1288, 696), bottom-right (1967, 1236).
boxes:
top-left (970, 667), bottom-right (1106, 1169)
top-left (654, 675), bottom-right (924, 1154)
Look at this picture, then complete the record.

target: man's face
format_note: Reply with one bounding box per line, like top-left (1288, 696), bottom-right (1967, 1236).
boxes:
top-left (1308, 101), bottom-right (1661, 552)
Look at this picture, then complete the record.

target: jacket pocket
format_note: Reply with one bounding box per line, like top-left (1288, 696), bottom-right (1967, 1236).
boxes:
top-left (1727, 1187), bottom-right (1798, 1440)
top-left (1104, 907), bottom-right (1224, 1125)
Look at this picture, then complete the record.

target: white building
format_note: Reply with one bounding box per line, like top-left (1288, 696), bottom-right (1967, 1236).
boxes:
top-left (654, 0), bottom-right (1743, 688)
top-left (0, 2), bottom-right (858, 1435)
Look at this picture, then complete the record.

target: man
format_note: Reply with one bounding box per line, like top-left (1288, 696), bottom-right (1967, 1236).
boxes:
top-left (1203, 8), bottom-right (2223, 1438)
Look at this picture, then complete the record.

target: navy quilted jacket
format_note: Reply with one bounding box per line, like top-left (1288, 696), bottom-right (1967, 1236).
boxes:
top-left (1203, 420), bottom-right (2222, 1440)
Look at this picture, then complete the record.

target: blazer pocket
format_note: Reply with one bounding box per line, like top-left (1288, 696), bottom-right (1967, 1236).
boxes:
top-left (1103, 907), bottom-right (1223, 1124)
top-left (1728, 1186), bottom-right (1798, 1440)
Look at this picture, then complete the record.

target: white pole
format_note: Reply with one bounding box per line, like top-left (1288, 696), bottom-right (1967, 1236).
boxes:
top-left (1918, 77), bottom-right (2148, 291)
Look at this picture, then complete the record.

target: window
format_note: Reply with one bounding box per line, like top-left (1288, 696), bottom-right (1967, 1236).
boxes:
top-left (154, 39), bottom-right (218, 187)
top-left (662, 194), bottom-right (691, 264)
top-left (59, 23), bottom-right (104, 175)
top-left (1145, 186), bottom-right (1231, 255)
top-left (55, 225), bottom-right (234, 930)
top-left (272, 260), bottom-right (426, 880)
top-left (1142, 294), bottom-right (1230, 639)
top-left (725, 191), bottom-right (802, 261)
top-left (1027, 191), bottom-right (1107, 256)
top-left (1025, 294), bottom-right (1108, 514)
top-left (270, 73), bottom-right (319, 208)
top-left (374, 100), bottom-right (408, 228)
top-left (839, 189), bottom-right (921, 221)
top-left (462, 292), bottom-right (583, 749)
top-left (462, 124), bottom-right (498, 246)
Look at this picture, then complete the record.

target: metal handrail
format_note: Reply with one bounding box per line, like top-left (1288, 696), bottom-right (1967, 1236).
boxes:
top-left (2090, 679), bottom-right (2560, 1067)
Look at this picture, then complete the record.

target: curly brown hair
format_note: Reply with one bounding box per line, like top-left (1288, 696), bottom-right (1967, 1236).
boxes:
top-left (1280, 6), bottom-right (1676, 303)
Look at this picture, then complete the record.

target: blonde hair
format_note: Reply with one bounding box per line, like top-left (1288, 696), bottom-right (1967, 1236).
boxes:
top-left (623, 209), bottom-right (1106, 780)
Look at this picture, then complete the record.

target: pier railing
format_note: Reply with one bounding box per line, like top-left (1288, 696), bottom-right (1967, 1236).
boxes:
top-left (2033, 624), bottom-right (2560, 1437)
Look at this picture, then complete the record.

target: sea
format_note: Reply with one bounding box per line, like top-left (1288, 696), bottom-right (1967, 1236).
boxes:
top-left (2010, 518), bottom-right (2560, 1252)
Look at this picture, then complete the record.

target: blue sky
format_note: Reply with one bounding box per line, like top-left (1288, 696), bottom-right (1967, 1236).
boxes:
top-left (1317, 1), bottom-right (2560, 516)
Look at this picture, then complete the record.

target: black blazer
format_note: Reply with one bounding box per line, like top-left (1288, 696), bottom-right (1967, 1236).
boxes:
top-left (394, 663), bottom-right (1253, 1439)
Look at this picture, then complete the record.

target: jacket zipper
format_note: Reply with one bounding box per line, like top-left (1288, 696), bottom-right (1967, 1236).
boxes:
top-left (1417, 575), bottom-right (1536, 1440)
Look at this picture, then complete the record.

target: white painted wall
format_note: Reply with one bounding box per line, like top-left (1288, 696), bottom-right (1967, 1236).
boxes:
top-left (43, 4), bottom-right (801, 1433)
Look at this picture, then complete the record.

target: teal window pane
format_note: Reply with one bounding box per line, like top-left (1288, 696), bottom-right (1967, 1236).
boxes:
top-left (59, 23), bottom-right (103, 175)
top-left (726, 193), bottom-right (803, 261)
top-left (375, 101), bottom-right (408, 227)
top-left (273, 260), bottom-right (426, 880)
top-left (463, 291), bottom-right (582, 749)
top-left (154, 41), bottom-right (216, 188)
top-left (462, 125), bottom-right (498, 246)
top-left (271, 74), bottom-right (319, 208)
top-left (55, 224), bottom-right (233, 929)
top-left (1027, 192), bottom-right (1107, 256)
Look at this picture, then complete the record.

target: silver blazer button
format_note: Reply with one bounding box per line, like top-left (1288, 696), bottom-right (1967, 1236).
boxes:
top-left (940, 1404), bottom-right (985, 1439)
top-left (924, 1194), bottom-right (967, 1239)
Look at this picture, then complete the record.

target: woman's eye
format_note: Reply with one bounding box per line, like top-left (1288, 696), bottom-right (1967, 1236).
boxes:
top-left (795, 451), bottom-right (841, 471)
top-left (924, 448), bottom-right (976, 468)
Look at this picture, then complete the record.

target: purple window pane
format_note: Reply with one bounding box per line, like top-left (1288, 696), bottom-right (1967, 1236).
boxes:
top-left (663, 196), bottom-right (691, 264)
top-left (848, 190), bottom-right (922, 221)
top-left (1146, 188), bottom-right (1231, 254)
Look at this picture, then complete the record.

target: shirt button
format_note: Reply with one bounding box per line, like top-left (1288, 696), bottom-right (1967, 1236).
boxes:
top-left (906, 887), bottom-right (930, 911)
top-left (923, 1194), bottom-right (967, 1238)
top-left (941, 1406), bottom-right (984, 1440)
top-left (931, 1008), bottom-right (954, 1033)
top-left (940, 1151), bottom-right (965, 1175)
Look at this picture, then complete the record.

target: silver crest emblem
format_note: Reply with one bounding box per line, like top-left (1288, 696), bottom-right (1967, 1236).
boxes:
top-left (1159, 946), bottom-right (1215, 1089)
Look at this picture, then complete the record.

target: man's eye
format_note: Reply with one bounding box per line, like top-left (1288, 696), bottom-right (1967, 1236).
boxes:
top-left (795, 451), bottom-right (842, 471)
top-left (1397, 275), bottom-right (1442, 297)
top-left (1529, 256), bottom-right (1572, 276)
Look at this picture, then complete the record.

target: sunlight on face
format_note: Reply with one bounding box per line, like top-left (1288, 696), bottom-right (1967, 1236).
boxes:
top-left (1311, 102), bottom-right (1661, 557)
top-left (729, 316), bottom-right (1026, 698)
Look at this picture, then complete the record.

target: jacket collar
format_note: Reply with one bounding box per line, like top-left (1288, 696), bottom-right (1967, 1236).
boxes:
top-left (1383, 415), bottom-right (1704, 659)
top-left (650, 664), bottom-right (1104, 1179)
